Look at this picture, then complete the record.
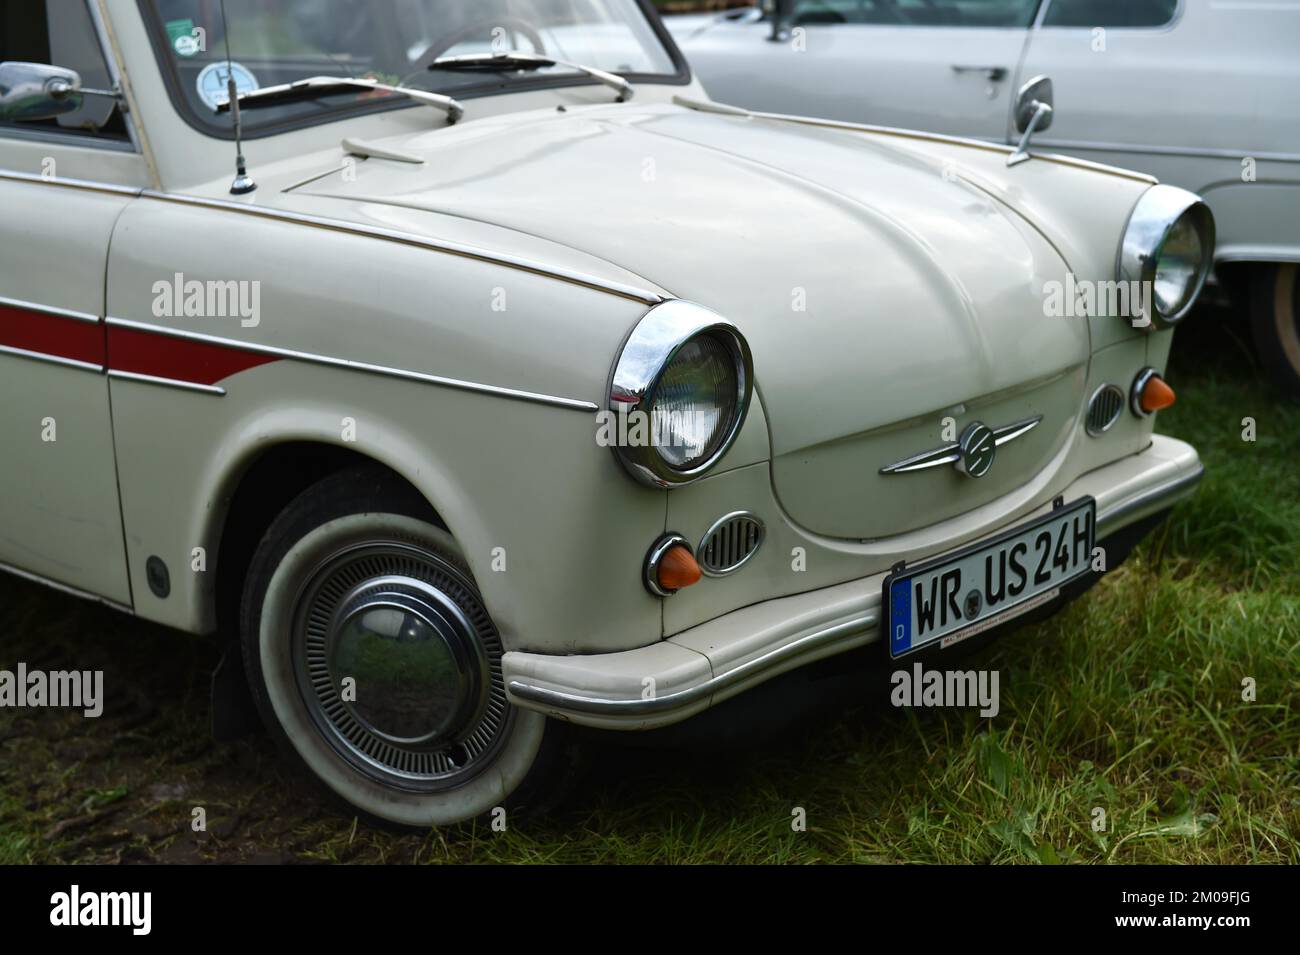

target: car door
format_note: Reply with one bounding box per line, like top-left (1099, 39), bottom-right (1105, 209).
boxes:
top-left (1020, 0), bottom-right (1299, 185)
top-left (0, 0), bottom-right (148, 605)
top-left (1016, 0), bottom-right (1195, 185)
top-left (675, 0), bottom-right (1043, 140)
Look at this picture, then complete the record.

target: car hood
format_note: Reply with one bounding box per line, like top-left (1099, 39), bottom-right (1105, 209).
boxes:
top-left (292, 102), bottom-right (1092, 458)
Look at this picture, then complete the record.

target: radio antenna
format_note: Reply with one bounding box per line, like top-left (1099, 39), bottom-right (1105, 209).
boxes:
top-left (219, 0), bottom-right (255, 194)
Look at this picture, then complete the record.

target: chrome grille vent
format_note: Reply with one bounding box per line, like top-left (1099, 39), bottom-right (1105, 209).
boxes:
top-left (1086, 384), bottom-right (1125, 436)
top-left (698, 512), bottom-right (765, 576)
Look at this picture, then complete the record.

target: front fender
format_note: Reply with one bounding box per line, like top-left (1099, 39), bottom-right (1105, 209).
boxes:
top-left (104, 196), bottom-right (672, 653)
top-left (111, 359), bottom-right (668, 654)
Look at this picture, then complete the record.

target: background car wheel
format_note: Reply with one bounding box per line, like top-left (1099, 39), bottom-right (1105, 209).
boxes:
top-left (1249, 263), bottom-right (1300, 398)
top-left (240, 466), bottom-right (572, 828)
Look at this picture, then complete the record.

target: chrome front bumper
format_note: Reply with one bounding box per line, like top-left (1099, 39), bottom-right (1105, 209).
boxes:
top-left (504, 435), bottom-right (1203, 731)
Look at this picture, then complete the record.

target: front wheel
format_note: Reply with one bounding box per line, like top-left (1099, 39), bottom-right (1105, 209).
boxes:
top-left (239, 466), bottom-right (568, 828)
top-left (1250, 263), bottom-right (1300, 398)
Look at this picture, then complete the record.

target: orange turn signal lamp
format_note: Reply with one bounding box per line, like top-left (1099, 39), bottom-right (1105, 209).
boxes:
top-left (1133, 368), bottom-right (1176, 417)
top-left (644, 534), bottom-right (702, 597)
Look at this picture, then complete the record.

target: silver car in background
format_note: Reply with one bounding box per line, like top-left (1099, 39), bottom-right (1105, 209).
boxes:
top-left (669, 0), bottom-right (1300, 395)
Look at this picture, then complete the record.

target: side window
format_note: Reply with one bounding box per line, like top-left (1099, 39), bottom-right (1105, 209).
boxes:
top-left (1043, 0), bottom-right (1178, 28)
top-left (0, 0), bottom-right (129, 142)
top-left (791, 0), bottom-right (1041, 27)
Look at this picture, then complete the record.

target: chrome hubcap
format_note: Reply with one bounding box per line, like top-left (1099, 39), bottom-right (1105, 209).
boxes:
top-left (327, 578), bottom-right (489, 745)
top-left (292, 542), bottom-right (509, 791)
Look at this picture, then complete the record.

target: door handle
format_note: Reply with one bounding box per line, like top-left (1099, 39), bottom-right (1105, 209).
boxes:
top-left (951, 65), bottom-right (1008, 82)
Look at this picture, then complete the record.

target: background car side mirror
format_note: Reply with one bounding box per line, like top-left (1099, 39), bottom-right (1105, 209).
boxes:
top-left (1009, 75), bottom-right (1054, 167)
top-left (0, 62), bottom-right (87, 123)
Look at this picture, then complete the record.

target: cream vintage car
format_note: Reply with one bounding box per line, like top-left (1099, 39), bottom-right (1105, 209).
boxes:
top-left (0, 0), bottom-right (1210, 826)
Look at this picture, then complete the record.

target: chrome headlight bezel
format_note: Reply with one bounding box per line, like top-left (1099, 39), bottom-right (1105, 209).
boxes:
top-left (608, 300), bottom-right (754, 488)
top-left (1117, 184), bottom-right (1216, 330)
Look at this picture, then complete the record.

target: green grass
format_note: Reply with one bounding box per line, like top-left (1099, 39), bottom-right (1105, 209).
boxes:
top-left (1, 308), bottom-right (1296, 863)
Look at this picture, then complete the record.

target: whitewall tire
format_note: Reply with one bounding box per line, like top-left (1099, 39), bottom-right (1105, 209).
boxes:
top-left (239, 467), bottom-right (564, 828)
top-left (1251, 263), bottom-right (1300, 398)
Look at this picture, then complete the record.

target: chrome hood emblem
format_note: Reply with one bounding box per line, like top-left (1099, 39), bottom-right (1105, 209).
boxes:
top-left (879, 416), bottom-right (1042, 479)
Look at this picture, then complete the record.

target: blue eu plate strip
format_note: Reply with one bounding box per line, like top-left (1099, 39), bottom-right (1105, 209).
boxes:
top-left (890, 577), bottom-right (912, 656)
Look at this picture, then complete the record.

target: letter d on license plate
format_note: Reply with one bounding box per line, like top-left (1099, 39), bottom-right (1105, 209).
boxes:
top-left (884, 498), bottom-right (1095, 659)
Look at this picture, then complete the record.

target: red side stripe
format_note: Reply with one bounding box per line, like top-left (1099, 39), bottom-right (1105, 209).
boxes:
top-left (0, 304), bottom-right (280, 387)
top-left (106, 324), bottom-right (280, 386)
top-left (0, 304), bottom-right (105, 366)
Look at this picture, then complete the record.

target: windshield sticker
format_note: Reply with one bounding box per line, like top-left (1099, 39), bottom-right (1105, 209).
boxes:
top-left (196, 62), bottom-right (259, 112)
top-left (165, 18), bottom-right (205, 57)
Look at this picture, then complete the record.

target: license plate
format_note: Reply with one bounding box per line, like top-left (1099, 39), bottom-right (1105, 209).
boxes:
top-left (883, 498), bottom-right (1095, 659)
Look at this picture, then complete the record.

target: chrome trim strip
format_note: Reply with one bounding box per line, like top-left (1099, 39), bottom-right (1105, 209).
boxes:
top-left (675, 97), bottom-right (1020, 156)
top-left (0, 344), bottom-right (102, 373)
top-left (508, 613), bottom-right (876, 716)
top-left (0, 295), bottom-right (100, 324)
top-left (0, 168), bottom-right (143, 196)
top-left (880, 416), bottom-right (1042, 475)
top-left (138, 190), bottom-right (664, 306)
top-left (107, 369), bottom-right (226, 396)
top-left (1032, 138), bottom-right (1300, 165)
top-left (0, 126), bottom-right (137, 152)
top-left (677, 101), bottom-right (1158, 185)
top-left (880, 446), bottom-right (962, 474)
top-left (104, 316), bottom-right (600, 412)
top-left (1214, 248), bottom-right (1300, 265)
top-left (0, 559), bottom-right (133, 615)
top-left (281, 163), bottom-right (354, 191)
top-left (1096, 464), bottom-right (1204, 537)
top-left (0, 175), bottom-right (662, 310)
top-left (1014, 150), bottom-right (1158, 184)
top-left (993, 416), bottom-right (1042, 446)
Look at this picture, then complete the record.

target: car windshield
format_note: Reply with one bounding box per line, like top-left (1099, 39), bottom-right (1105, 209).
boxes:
top-left (141, 0), bottom-right (680, 134)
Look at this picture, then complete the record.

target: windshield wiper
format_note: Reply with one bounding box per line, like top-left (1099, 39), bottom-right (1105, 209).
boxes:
top-left (216, 76), bottom-right (464, 124)
top-left (430, 53), bottom-right (633, 103)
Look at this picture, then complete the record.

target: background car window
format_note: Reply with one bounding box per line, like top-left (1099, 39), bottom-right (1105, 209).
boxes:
top-left (0, 0), bottom-right (128, 142)
top-left (1043, 0), bottom-right (1178, 28)
top-left (790, 0), bottom-right (1042, 27)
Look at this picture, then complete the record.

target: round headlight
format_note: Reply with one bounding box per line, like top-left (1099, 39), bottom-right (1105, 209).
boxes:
top-left (608, 301), bottom-right (753, 488)
top-left (1118, 184), bottom-right (1215, 329)
top-left (652, 334), bottom-right (739, 469)
top-left (1152, 211), bottom-right (1206, 318)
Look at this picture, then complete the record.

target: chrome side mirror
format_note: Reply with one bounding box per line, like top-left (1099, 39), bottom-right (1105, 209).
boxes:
top-left (0, 62), bottom-right (86, 123)
top-left (1008, 74), bottom-right (1054, 167)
